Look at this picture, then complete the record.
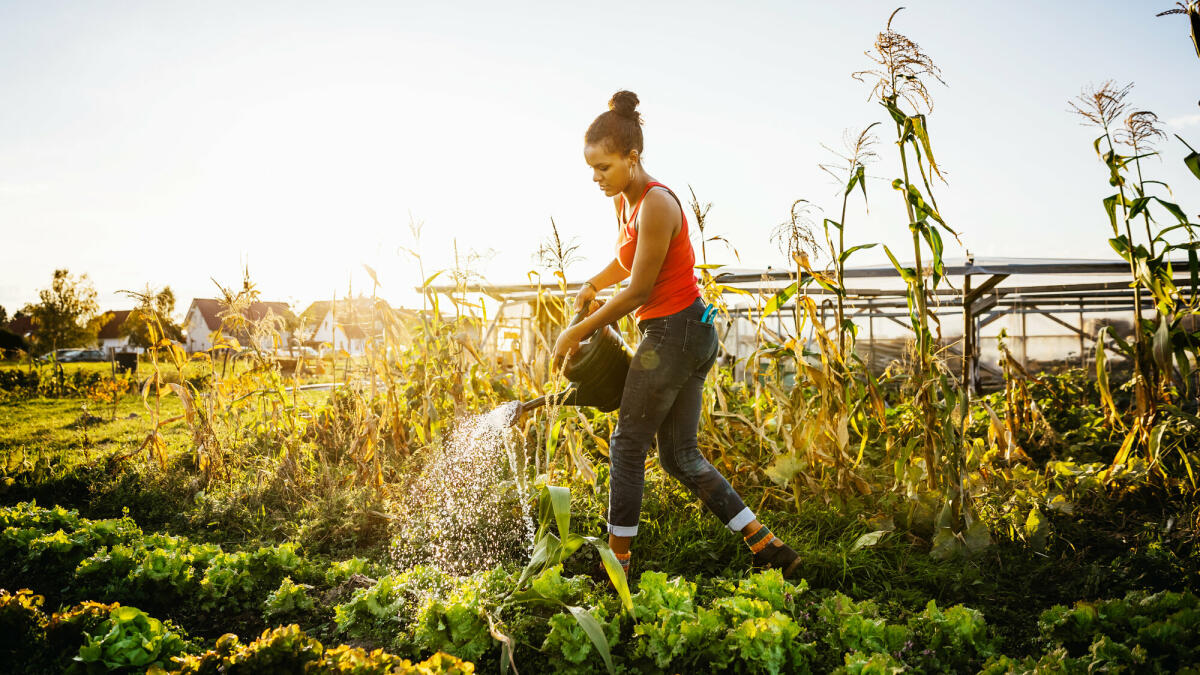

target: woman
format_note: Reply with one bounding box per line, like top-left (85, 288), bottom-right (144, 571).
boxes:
top-left (552, 91), bottom-right (801, 579)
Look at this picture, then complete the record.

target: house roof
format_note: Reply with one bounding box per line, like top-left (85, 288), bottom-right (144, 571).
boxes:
top-left (300, 297), bottom-right (392, 326)
top-left (189, 298), bottom-right (294, 331)
top-left (6, 315), bottom-right (33, 337)
top-left (96, 310), bottom-right (133, 340)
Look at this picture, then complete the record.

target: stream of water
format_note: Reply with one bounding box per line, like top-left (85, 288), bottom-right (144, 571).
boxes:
top-left (390, 401), bottom-right (535, 575)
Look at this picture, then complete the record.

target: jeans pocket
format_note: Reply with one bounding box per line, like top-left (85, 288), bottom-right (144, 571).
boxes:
top-left (684, 319), bottom-right (718, 368)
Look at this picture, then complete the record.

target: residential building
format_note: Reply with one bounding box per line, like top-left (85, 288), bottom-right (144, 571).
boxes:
top-left (95, 310), bottom-right (140, 356)
top-left (184, 298), bottom-right (295, 353)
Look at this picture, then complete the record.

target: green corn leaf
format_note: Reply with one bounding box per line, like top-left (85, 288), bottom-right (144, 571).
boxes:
top-left (1153, 197), bottom-right (1190, 225)
top-left (763, 282), bottom-right (798, 317)
top-left (1128, 196), bottom-right (1153, 221)
top-left (559, 532), bottom-right (585, 562)
top-left (846, 164), bottom-right (867, 201)
top-left (883, 245), bottom-right (917, 284)
top-left (881, 98), bottom-right (907, 125)
top-left (1108, 235), bottom-right (1131, 262)
top-left (908, 114), bottom-right (943, 179)
top-left (920, 223), bottom-right (945, 287)
top-left (1102, 195), bottom-right (1121, 236)
top-left (517, 534), bottom-right (559, 586)
top-left (1185, 152), bottom-right (1200, 181)
top-left (824, 217), bottom-right (843, 232)
top-left (587, 537), bottom-right (633, 613)
top-left (1153, 223), bottom-right (1195, 242)
top-left (1096, 327), bottom-right (1121, 422)
top-left (1175, 346), bottom-right (1192, 386)
top-left (567, 605), bottom-right (616, 675)
top-left (1148, 423), bottom-right (1167, 463)
top-left (898, 182), bottom-right (945, 226)
top-left (1105, 325), bottom-right (1134, 360)
top-left (547, 485), bottom-right (572, 541)
top-left (1163, 403), bottom-right (1200, 428)
top-left (839, 243), bottom-right (877, 265)
top-left (1153, 315), bottom-right (1171, 374)
top-left (1177, 134), bottom-right (1200, 179)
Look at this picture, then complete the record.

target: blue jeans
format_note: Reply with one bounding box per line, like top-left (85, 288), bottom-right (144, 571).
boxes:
top-left (607, 298), bottom-right (755, 537)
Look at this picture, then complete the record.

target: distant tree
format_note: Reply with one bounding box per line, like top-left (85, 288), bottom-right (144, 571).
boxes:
top-left (22, 269), bottom-right (100, 356)
top-left (0, 328), bottom-right (26, 358)
top-left (121, 285), bottom-right (183, 348)
top-left (0, 305), bottom-right (7, 326)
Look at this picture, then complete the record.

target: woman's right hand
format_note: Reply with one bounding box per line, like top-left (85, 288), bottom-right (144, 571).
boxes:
top-left (574, 283), bottom-right (597, 312)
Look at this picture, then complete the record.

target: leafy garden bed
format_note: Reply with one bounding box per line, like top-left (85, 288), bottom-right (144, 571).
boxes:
top-left (2, 502), bottom-right (1197, 673)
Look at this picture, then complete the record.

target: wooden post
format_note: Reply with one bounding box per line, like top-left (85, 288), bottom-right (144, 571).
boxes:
top-left (1078, 298), bottom-right (1086, 369)
top-left (962, 271), bottom-right (973, 395)
top-left (1020, 301), bottom-right (1029, 368)
top-left (973, 312), bottom-right (982, 396)
top-left (867, 299), bottom-right (875, 373)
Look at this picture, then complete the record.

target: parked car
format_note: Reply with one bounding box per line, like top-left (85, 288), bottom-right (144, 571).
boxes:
top-left (39, 348), bottom-right (107, 362)
top-left (37, 349), bottom-right (82, 363)
top-left (72, 350), bottom-right (107, 362)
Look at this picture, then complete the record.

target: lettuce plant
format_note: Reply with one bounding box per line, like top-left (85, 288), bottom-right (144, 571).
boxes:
top-left (76, 605), bottom-right (189, 671)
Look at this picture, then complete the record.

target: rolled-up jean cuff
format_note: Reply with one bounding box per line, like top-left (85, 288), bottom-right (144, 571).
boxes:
top-left (607, 523), bottom-right (639, 537)
top-left (725, 507), bottom-right (755, 532)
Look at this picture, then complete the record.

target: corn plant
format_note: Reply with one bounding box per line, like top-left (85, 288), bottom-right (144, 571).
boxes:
top-left (756, 125), bottom-right (883, 498)
top-left (852, 8), bottom-right (982, 553)
top-left (1073, 85), bottom-right (1200, 479)
top-left (117, 287), bottom-right (194, 472)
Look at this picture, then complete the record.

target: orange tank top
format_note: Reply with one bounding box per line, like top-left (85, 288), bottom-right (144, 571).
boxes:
top-left (616, 182), bottom-right (701, 321)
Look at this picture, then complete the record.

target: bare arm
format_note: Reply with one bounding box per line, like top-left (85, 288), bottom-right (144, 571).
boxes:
top-left (585, 259), bottom-right (631, 293)
top-left (555, 192), bottom-right (680, 360)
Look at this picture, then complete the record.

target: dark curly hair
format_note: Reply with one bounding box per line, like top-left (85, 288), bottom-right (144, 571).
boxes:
top-left (584, 90), bottom-right (643, 156)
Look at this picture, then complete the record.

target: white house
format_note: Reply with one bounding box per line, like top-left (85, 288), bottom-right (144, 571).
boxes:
top-left (184, 298), bottom-right (295, 353)
top-left (95, 310), bottom-right (142, 356)
top-left (299, 298), bottom-right (391, 356)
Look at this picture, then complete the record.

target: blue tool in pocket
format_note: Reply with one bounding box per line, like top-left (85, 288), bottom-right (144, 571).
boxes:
top-left (700, 304), bottom-right (717, 325)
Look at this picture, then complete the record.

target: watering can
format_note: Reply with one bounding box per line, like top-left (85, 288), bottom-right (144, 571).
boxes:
top-left (503, 307), bottom-right (632, 426)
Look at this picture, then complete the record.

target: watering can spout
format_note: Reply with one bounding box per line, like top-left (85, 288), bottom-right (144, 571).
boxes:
top-left (503, 387), bottom-right (579, 427)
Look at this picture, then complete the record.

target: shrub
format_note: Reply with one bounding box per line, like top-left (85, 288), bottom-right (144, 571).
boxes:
top-left (0, 589), bottom-right (47, 662)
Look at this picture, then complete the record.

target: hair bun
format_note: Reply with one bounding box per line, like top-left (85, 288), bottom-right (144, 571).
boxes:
top-left (608, 90), bottom-right (640, 120)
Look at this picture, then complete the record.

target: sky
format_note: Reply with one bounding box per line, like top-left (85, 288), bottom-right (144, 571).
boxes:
top-left (1, 0), bottom-right (1198, 318)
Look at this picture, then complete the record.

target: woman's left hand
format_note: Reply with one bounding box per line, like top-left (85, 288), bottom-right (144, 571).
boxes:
top-left (551, 325), bottom-right (584, 369)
